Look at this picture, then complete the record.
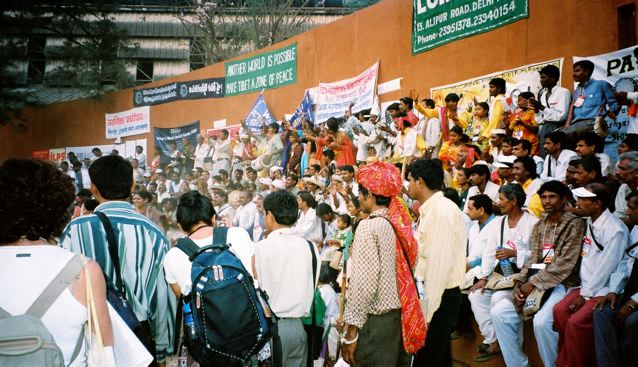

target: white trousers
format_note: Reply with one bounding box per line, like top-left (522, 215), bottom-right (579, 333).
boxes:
top-left (468, 289), bottom-right (512, 344)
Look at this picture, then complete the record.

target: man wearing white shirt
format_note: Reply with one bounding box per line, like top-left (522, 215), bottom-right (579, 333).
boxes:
top-left (541, 131), bottom-right (578, 182)
top-left (338, 165), bottom-right (359, 198)
top-left (528, 65), bottom-right (571, 157)
top-left (469, 184), bottom-right (538, 362)
top-left (232, 191), bottom-right (259, 239)
top-left (353, 117), bottom-right (373, 163)
top-left (253, 190), bottom-right (319, 367)
top-left (193, 134), bottom-right (210, 170)
top-left (212, 191), bottom-right (235, 221)
top-left (464, 195), bottom-right (496, 284)
top-left (553, 184), bottom-right (628, 367)
top-left (594, 190), bottom-right (638, 366)
top-left (134, 145), bottom-right (147, 169)
top-left (464, 164), bottom-right (500, 212)
top-left (212, 130), bottom-right (231, 175)
top-left (613, 151), bottom-right (638, 222)
top-left (293, 191), bottom-right (323, 245)
top-left (575, 132), bottom-right (614, 177)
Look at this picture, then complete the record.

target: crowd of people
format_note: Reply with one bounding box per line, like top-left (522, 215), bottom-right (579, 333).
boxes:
top-left (2, 58), bottom-right (638, 367)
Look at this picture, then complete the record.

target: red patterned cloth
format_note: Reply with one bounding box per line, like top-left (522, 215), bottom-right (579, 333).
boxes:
top-left (356, 161), bottom-right (427, 354)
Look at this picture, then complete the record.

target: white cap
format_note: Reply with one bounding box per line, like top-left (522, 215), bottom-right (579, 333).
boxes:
top-left (331, 174), bottom-right (344, 183)
top-left (258, 177), bottom-right (273, 186)
top-left (302, 176), bottom-right (325, 189)
top-left (572, 187), bottom-right (597, 198)
top-left (493, 155), bottom-right (517, 168)
top-left (155, 169), bottom-right (164, 173)
top-left (491, 128), bottom-right (507, 136)
top-left (270, 166), bottom-right (283, 174)
top-left (272, 179), bottom-right (285, 189)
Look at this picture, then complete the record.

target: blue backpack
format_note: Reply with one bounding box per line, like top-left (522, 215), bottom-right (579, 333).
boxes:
top-left (176, 227), bottom-right (277, 366)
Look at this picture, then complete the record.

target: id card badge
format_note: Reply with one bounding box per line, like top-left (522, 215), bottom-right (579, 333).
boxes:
top-left (574, 95), bottom-right (585, 108)
top-left (581, 236), bottom-right (592, 257)
top-left (513, 130), bottom-right (524, 139)
top-left (542, 243), bottom-right (555, 264)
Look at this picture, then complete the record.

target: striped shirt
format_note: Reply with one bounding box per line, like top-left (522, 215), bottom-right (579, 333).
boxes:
top-left (59, 201), bottom-right (176, 359)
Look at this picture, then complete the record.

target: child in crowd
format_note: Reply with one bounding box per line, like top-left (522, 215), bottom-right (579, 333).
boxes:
top-left (465, 102), bottom-right (490, 151)
top-left (317, 263), bottom-right (340, 364)
top-left (508, 91), bottom-right (539, 155)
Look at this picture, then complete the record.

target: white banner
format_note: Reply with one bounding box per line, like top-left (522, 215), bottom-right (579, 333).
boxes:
top-left (66, 139), bottom-right (147, 162)
top-left (105, 106), bottom-right (150, 139)
top-left (574, 45), bottom-right (638, 160)
top-left (315, 62), bottom-right (379, 123)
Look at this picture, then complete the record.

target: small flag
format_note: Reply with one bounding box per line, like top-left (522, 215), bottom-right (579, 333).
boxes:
top-left (245, 94), bottom-right (275, 134)
top-left (289, 90), bottom-right (314, 129)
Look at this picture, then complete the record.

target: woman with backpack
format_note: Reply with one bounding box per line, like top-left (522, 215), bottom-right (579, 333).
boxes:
top-left (0, 158), bottom-right (114, 366)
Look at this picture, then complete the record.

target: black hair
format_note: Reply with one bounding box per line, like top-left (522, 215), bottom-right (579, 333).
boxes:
top-left (358, 185), bottom-right (392, 207)
top-left (234, 168), bottom-right (244, 175)
top-left (88, 155), bottom-right (133, 200)
top-left (407, 159), bottom-right (444, 191)
top-left (83, 199), bottom-right (99, 212)
top-left (537, 180), bottom-right (572, 199)
top-left (387, 102), bottom-right (400, 112)
top-left (576, 155), bottom-right (602, 179)
top-left (467, 164), bottom-right (490, 180)
top-left (400, 96), bottom-right (414, 110)
top-left (503, 136), bottom-right (518, 146)
top-left (263, 190), bottom-right (299, 226)
top-left (499, 183), bottom-right (527, 209)
top-left (322, 149), bottom-right (335, 160)
top-left (539, 64), bottom-right (560, 80)
top-left (468, 194), bottom-right (494, 215)
top-left (622, 134), bottom-right (638, 151)
top-left (326, 117), bottom-right (341, 132)
top-left (423, 98), bottom-right (436, 108)
top-left (573, 60), bottom-right (595, 74)
top-left (337, 214), bottom-right (352, 227)
top-left (444, 93), bottom-right (460, 102)
top-left (219, 169), bottom-right (229, 177)
top-left (577, 132), bottom-right (604, 153)
top-left (514, 138), bottom-right (533, 154)
top-left (92, 147), bottom-right (101, 153)
top-left (298, 190), bottom-right (317, 209)
top-left (584, 183), bottom-right (611, 210)
top-left (626, 189), bottom-right (638, 203)
top-left (489, 77), bottom-right (506, 93)
top-left (338, 165), bottom-right (354, 174)
top-left (350, 196), bottom-right (360, 209)
top-left (546, 130), bottom-right (567, 147)
top-left (310, 164), bottom-right (321, 172)
top-left (475, 101), bottom-right (489, 113)
top-left (316, 203), bottom-right (334, 216)
top-left (319, 262), bottom-right (338, 285)
top-left (214, 190), bottom-right (228, 202)
top-left (450, 125), bottom-right (464, 137)
top-left (77, 188), bottom-right (92, 200)
top-left (134, 190), bottom-right (153, 203)
top-left (177, 190), bottom-right (216, 232)
top-left (442, 187), bottom-right (461, 207)
top-left (514, 156), bottom-right (539, 179)
top-left (0, 159), bottom-right (75, 244)
top-left (519, 91), bottom-right (535, 100)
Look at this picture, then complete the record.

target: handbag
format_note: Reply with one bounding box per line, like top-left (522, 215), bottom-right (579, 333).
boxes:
top-left (94, 212), bottom-right (141, 332)
top-left (82, 256), bottom-right (117, 367)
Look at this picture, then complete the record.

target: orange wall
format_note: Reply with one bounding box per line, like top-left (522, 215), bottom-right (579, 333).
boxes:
top-left (0, 0), bottom-right (630, 159)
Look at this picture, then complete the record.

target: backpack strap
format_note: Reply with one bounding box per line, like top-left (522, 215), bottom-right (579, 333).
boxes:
top-left (588, 222), bottom-right (604, 252)
top-left (176, 237), bottom-right (201, 261)
top-left (26, 254), bottom-right (83, 318)
top-left (212, 226), bottom-right (229, 248)
top-left (94, 211), bottom-right (125, 293)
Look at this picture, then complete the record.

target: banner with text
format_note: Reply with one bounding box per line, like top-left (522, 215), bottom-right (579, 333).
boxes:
top-left (105, 106), bottom-right (150, 139)
top-left (154, 121), bottom-right (201, 164)
top-left (412, 0), bottom-right (528, 55)
top-left (49, 148), bottom-right (66, 162)
top-left (430, 58), bottom-right (563, 111)
top-left (225, 43), bottom-right (297, 96)
top-left (574, 45), bottom-right (638, 160)
top-left (315, 62), bottom-right (379, 124)
top-left (133, 77), bottom-right (225, 106)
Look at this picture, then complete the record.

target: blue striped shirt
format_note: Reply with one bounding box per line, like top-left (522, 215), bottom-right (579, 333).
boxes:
top-left (59, 201), bottom-right (176, 359)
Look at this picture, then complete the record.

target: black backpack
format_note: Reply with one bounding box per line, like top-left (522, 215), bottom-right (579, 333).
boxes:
top-left (176, 227), bottom-right (278, 367)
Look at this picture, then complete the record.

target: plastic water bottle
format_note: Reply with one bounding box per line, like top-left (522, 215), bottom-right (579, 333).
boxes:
top-left (183, 302), bottom-right (195, 339)
top-left (497, 245), bottom-right (514, 276)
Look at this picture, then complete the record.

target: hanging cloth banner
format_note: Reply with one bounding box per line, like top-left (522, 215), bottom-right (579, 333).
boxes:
top-left (315, 62), bottom-right (379, 124)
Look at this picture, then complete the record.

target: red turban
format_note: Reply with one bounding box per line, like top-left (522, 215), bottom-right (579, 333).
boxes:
top-left (355, 161), bottom-right (427, 353)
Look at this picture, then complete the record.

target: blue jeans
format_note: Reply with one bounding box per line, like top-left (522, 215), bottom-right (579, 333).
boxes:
top-left (593, 302), bottom-right (638, 367)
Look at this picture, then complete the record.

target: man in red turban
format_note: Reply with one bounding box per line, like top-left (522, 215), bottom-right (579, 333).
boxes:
top-left (341, 161), bottom-right (426, 366)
